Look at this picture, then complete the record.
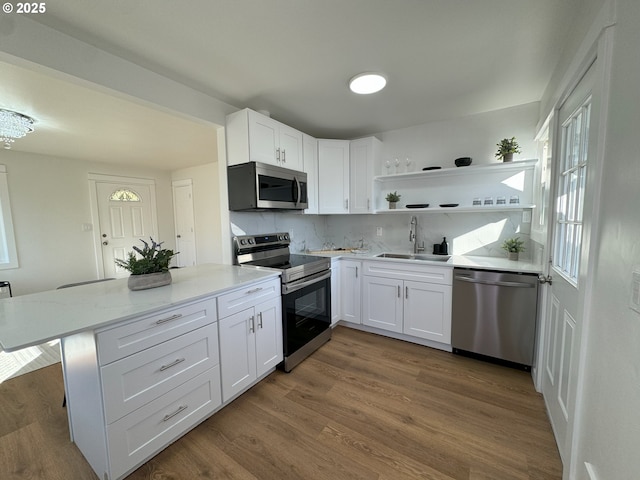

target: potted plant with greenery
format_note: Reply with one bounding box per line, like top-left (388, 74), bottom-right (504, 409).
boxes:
top-left (115, 237), bottom-right (178, 290)
top-left (502, 237), bottom-right (525, 261)
top-left (495, 137), bottom-right (522, 162)
top-left (385, 191), bottom-right (401, 209)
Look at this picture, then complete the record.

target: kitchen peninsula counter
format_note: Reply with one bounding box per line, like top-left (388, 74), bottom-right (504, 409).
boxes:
top-left (0, 263), bottom-right (280, 353)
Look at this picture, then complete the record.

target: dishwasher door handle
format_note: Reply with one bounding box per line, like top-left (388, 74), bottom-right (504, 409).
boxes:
top-left (454, 276), bottom-right (535, 288)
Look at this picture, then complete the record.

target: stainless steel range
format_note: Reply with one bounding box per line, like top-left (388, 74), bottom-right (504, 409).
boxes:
top-left (233, 232), bottom-right (332, 372)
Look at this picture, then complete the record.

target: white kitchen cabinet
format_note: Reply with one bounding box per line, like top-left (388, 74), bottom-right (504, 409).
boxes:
top-left (349, 136), bottom-right (381, 213)
top-left (226, 108), bottom-right (303, 170)
top-left (362, 261), bottom-right (453, 344)
top-left (339, 259), bottom-right (362, 324)
top-left (330, 258), bottom-right (340, 325)
top-left (218, 295), bottom-right (282, 402)
top-left (62, 296), bottom-right (221, 480)
top-left (303, 133), bottom-right (319, 214)
top-left (318, 139), bottom-right (350, 214)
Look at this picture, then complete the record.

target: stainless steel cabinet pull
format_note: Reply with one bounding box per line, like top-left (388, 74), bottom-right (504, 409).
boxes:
top-left (249, 315), bottom-right (255, 333)
top-left (163, 404), bottom-right (188, 422)
top-left (246, 287), bottom-right (263, 295)
top-left (155, 313), bottom-right (183, 325)
top-left (345, 199), bottom-right (349, 210)
top-left (160, 357), bottom-right (185, 371)
top-left (282, 149), bottom-right (286, 162)
top-left (355, 266), bottom-right (358, 278)
top-left (258, 312), bottom-right (263, 328)
top-left (276, 148), bottom-right (281, 161)
top-left (405, 286), bottom-right (409, 299)
top-left (397, 285), bottom-right (401, 298)
top-left (367, 198), bottom-right (370, 210)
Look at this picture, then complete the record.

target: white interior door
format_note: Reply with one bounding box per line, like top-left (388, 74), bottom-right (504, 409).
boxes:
top-left (541, 61), bottom-right (599, 463)
top-left (172, 180), bottom-right (197, 267)
top-left (95, 180), bottom-right (158, 278)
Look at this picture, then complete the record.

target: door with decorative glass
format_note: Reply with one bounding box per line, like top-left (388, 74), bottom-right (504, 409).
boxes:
top-left (94, 179), bottom-right (158, 278)
top-left (541, 61), bottom-right (600, 464)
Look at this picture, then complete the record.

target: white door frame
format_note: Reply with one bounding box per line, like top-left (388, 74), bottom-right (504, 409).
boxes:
top-left (88, 173), bottom-right (159, 278)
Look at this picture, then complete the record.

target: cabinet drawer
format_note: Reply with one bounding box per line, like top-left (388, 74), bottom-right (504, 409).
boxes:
top-left (97, 297), bottom-right (217, 365)
top-left (363, 261), bottom-right (452, 285)
top-left (217, 278), bottom-right (280, 319)
top-left (106, 368), bottom-right (221, 480)
top-left (101, 324), bottom-right (219, 424)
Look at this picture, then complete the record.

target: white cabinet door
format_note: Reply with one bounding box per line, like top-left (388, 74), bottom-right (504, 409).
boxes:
top-left (339, 260), bottom-right (361, 324)
top-left (349, 137), bottom-right (380, 213)
top-left (318, 139), bottom-right (350, 214)
top-left (248, 109), bottom-right (280, 165)
top-left (219, 308), bottom-right (257, 402)
top-left (254, 297), bottom-right (283, 377)
top-left (362, 276), bottom-right (403, 333)
top-left (279, 123), bottom-right (303, 171)
top-left (330, 260), bottom-right (340, 325)
top-left (403, 280), bottom-right (452, 344)
top-left (303, 133), bottom-right (319, 214)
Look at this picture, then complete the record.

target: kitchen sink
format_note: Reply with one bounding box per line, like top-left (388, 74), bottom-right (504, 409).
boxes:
top-left (376, 252), bottom-right (451, 262)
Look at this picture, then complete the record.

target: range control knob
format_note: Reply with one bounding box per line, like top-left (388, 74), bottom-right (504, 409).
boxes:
top-left (240, 239), bottom-right (247, 245)
top-left (284, 234), bottom-right (290, 240)
top-left (248, 238), bottom-right (255, 244)
top-left (278, 235), bottom-right (284, 240)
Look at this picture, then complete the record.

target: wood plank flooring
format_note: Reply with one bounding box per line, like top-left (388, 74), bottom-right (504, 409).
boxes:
top-left (0, 326), bottom-right (562, 479)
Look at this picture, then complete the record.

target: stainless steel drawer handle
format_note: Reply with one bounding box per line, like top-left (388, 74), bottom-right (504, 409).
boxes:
top-left (159, 357), bottom-right (186, 371)
top-left (397, 285), bottom-right (401, 298)
top-left (257, 312), bottom-right (263, 328)
top-left (246, 287), bottom-right (263, 295)
top-left (162, 404), bottom-right (188, 422)
top-left (249, 315), bottom-right (255, 333)
top-left (155, 313), bottom-right (183, 325)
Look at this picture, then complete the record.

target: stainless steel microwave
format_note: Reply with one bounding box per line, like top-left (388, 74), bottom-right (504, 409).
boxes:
top-left (227, 162), bottom-right (308, 211)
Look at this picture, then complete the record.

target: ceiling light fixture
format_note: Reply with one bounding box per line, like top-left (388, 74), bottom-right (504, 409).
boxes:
top-left (349, 72), bottom-right (387, 94)
top-left (0, 109), bottom-right (35, 149)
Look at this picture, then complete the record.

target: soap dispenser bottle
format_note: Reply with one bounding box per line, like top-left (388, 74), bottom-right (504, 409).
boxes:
top-left (440, 237), bottom-right (449, 255)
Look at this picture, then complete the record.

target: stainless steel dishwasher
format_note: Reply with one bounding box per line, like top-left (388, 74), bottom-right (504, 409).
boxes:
top-left (452, 268), bottom-right (539, 369)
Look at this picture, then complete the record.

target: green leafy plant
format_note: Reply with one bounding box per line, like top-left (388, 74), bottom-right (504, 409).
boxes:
top-left (502, 237), bottom-right (526, 253)
top-left (495, 137), bottom-right (522, 158)
top-left (114, 238), bottom-right (177, 275)
top-left (385, 191), bottom-right (401, 202)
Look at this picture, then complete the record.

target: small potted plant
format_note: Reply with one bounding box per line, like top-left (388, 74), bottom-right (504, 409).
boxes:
top-left (385, 191), bottom-right (401, 209)
top-left (502, 237), bottom-right (525, 261)
top-left (115, 237), bottom-right (178, 290)
top-left (495, 137), bottom-right (522, 162)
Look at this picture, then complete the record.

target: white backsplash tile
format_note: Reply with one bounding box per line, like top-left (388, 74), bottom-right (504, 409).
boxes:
top-left (230, 210), bottom-right (531, 259)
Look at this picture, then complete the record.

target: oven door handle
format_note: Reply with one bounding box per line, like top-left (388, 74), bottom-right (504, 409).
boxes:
top-left (282, 270), bottom-right (331, 294)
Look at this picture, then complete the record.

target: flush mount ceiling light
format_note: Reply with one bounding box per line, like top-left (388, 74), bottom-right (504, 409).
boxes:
top-left (0, 109), bottom-right (35, 149)
top-left (349, 72), bottom-right (387, 94)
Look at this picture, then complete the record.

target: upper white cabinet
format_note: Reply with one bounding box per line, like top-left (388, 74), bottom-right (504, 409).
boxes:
top-left (303, 133), bottom-right (319, 214)
top-left (226, 108), bottom-right (303, 171)
top-left (349, 137), bottom-right (381, 214)
top-left (373, 159), bottom-right (537, 213)
top-left (318, 139), bottom-right (350, 214)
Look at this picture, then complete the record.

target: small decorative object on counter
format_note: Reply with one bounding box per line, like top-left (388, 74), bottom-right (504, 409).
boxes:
top-left (502, 237), bottom-right (525, 261)
top-left (114, 237), bottom-right (178, 290)
top-left (454, 157), bottom-right (472, 167)
top-left (385, 191), bottom-right (401, 209)
top-left (495, 137), bottom-right (522, 162)
top-left (440, 237), bottom-right (449, 255)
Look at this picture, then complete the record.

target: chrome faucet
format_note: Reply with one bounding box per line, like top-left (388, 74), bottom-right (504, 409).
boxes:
top-left (409, 216), bottom-right (425, 254)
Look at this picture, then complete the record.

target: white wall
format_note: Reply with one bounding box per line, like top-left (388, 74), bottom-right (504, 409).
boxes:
top-left (570, 0), bottom-right (640, 478)
top-left (171, 161), bottom-right (225, 265)
top-left (0, 150), bottom-right (174, 295)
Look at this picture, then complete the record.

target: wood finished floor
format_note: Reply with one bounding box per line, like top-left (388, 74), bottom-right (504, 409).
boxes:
top-left (0, 326), bottom-right (562, 479)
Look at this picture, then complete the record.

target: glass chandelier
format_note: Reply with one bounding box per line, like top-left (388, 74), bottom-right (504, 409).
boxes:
top-left (0, 109), bottom-right (35, 149)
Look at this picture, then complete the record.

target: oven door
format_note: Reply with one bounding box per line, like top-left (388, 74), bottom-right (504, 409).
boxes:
top-left (282, 270), bottom-right (331, 357)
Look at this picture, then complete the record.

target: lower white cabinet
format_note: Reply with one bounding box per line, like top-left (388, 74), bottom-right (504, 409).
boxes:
top-left (362, 261), bottom-right (453, 344)
top-left (218, 296), bottom-right (282, 402)
top-left (62, 296), bottom-right (221, 480)
top-left (339, 259), bottom-right (362, 324)
top-left (330, 258), bottom-right (340, 325)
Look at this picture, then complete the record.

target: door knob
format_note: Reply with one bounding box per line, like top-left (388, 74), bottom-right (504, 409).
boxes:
top-left (177, 234), bottom-right (181, 238)
top-left (102, 241), bottom-right (108, 246)
top-left (102, 233), bottom-right (107, 238)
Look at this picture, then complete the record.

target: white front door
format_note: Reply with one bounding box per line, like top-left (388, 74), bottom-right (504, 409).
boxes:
top-left (93, 178), bottom-right (158, 278)
top-left (541, 61), bottom-right (600, 464)
top-left (172, 180), bottom-right (197, 267)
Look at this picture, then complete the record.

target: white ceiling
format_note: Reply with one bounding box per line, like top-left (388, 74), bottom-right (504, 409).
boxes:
top-left (3, 0), bottom-right (581, 169)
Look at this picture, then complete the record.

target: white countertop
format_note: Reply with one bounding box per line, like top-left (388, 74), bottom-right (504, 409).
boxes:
top-left (309, 250), bottom-right (543, 274)
top-left (0, 264), bottom-right (280, 352)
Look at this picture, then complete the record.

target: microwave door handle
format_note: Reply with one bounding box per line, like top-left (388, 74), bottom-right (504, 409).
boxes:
top-left (293, 177), bottom-right (301, 206)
